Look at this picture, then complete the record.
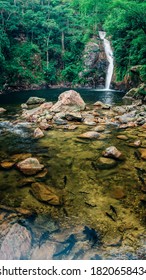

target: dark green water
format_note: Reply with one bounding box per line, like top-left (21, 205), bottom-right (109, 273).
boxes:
top-left (0, 88), bottom-right (124, 106)
top-left (0, 89), bottom-right (145, 260)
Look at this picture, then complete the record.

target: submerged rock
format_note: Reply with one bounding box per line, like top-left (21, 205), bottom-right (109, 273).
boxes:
top-left (139, 149), bottom-right (146, 160)
top-left (17, 157), bottom-right (44, 175)
top-left (26, 97), bottom-right (46, 105)
top-left (102, 146), bottom-right (122, 159)
top-left (97, 157), bottom-right (117, 169)
top-left (0, 223), bottom-right (31, 260)
top-left (30, 182), bottom-right (62, 206)
top-left (117, 135), bottom-right (128, 140)
top-left (0, 161), bottom-right (15, 169)
top-left (78, 131), bottom-right (100, 139)
top-left (31, 241), bottom-right (56, 260)
top-left (110, 187), bottom-right (126, 200)
top-left (50, 90), bottom-right (86, 112)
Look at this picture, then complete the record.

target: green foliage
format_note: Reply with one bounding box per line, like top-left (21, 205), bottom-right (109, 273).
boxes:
top-left (140, 65), bottom-right (146, 82)
top-left (0, 0), bottom-right (146, 89)
top-left (104, 0), bottom-right (146, 81)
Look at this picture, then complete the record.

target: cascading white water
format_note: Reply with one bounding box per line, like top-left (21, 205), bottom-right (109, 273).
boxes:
top-left (99, 31), bottom-right (114, 90)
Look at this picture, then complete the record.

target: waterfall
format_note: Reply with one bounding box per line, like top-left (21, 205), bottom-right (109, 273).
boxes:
top-left (99, 31), bottom-right (114, 90)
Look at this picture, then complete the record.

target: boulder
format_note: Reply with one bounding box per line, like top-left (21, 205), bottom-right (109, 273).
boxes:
top-left (97, 157), bottom-right (117, 169)
top-left (0, 223), bottom-right (31, 260)
top-left (17, 157), bottom-right (44, 175)
top-left (78, 131), bottom-right (100, 139)
top-left (40, 102), bottom-right (53, 110)
top-left (30, 182), bottom-right (61, 206)
top-left (0, 107), bottom-right (6, 114)
top-left (118, 111), bottom-right (136, 124)
top-left (39, 122), bottom-right (51, 130)
top-left (21, 103), bottom-right (28, 109)
top-left (94, 101), bottom-right (104, 107)
top-left (26, 97), bottom-right (46, 105)
top-left (53, 118), bottom-right (67, 125)
top-left (65, 112), bottom-right (83, 122)
top-left (102, 146), bottom-right (122, 159)
top-left (94, 125), bottom-right (105, 132)
top-left (50, 90), bottom-right (86, 112)
top-left (34, 128), bottom-right (44, 139)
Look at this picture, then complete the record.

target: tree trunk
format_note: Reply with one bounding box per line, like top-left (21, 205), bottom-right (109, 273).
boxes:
top-left (61, 31), bottom-right (65, 54)
top-left (46, 38), bottom-right (49, 70)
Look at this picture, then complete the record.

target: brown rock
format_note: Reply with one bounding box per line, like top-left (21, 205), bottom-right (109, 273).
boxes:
top-left (39, 122), bottom-right (52, 130)
top-left (19, 178), bottom-right (35, 188)
top-left (31, 182), bottom-right (62, 206)
top-left (102, 146), bottom-right (122, 159)
top-left (111, 187), bottom-right (126, 199)
top-left (40, 102), bottom-right (53, 110)
top-left (94, 125), bottom-right (105, 132)
top-left (11, 153), bottom-right (32, 162)
top-left (17, 157), bottom-right (44, 175)
top-left (35, 168), bottom-right (48, 178)
top-left (117, 135), bottom-right (128, 140)
top-left (78, 131), bottom-right (100, 139)
top-left (1, 161), bottom-right (15, 169)
top-left (139, 149), bottom-right (146, 160)
top-left (97, 157), bottom-right (117, 169)
top-left (64, 125), bottom-right (78, 130)
top-left (0, 223), bottom-right (31, 260)
top-left (141, 123), bottom-right (146, 129)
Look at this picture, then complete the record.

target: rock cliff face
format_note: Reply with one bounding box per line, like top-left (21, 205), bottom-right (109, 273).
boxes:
top-left (80, 39), bottom-right (108, 88)
top-left (114, 65), bottom-right (146, 94)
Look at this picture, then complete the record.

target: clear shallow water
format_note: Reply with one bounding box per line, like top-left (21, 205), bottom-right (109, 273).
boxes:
top-left (0, 89), bottom-right (146, 260)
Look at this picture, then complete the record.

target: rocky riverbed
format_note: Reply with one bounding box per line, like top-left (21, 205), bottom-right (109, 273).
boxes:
top-left (0, 90), bottom-right (146, 260)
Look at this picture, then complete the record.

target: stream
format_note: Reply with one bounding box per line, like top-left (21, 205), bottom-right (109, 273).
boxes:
top-left (0, 88), bottom-right (146, 260)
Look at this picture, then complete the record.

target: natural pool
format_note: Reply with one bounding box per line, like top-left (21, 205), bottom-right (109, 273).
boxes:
top-left (0, 89), bottom-right (146, 260)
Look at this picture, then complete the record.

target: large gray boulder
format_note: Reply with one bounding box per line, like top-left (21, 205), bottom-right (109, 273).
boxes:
top-left (50, 90), bottom-right (86, 113)
top-left (26, 96), bottom-right (46, 105)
